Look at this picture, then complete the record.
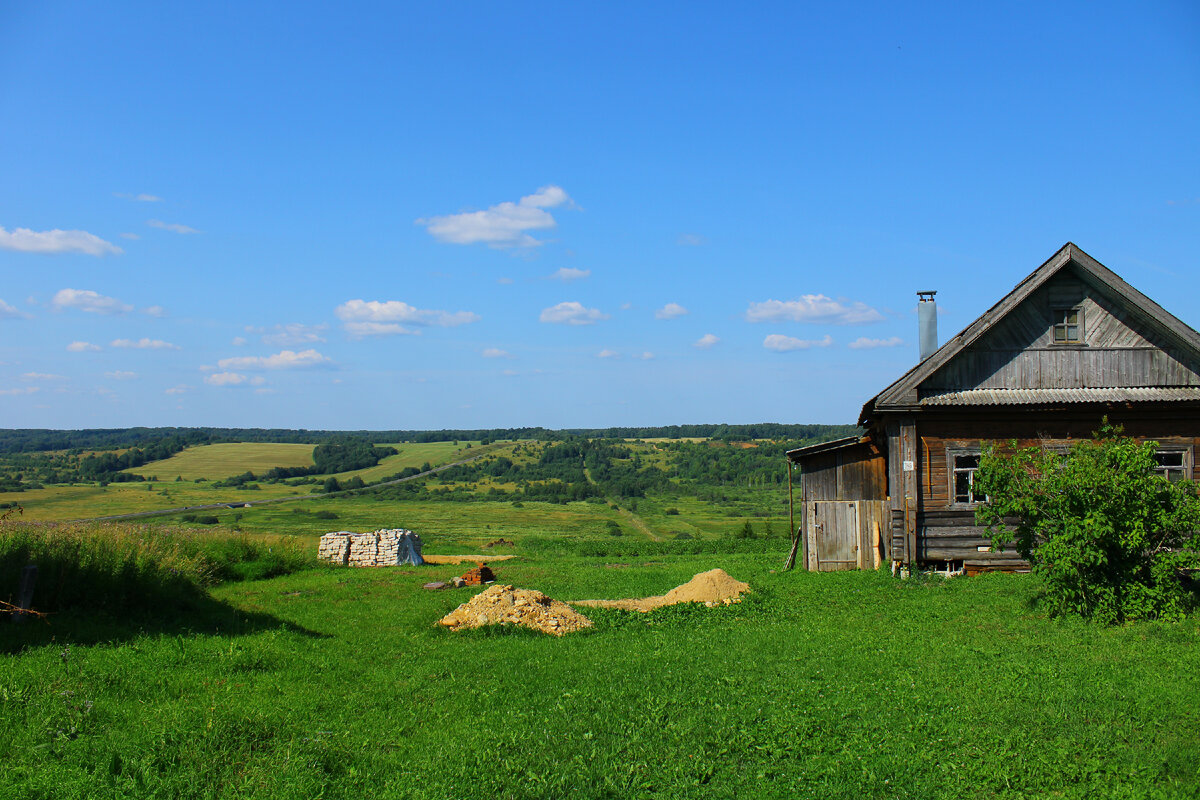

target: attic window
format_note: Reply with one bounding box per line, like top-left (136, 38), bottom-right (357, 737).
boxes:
top-left (1052, 308), bottom-right (1082, 344)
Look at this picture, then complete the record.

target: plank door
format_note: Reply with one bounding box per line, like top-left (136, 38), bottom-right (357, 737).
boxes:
top-left (809, 501), bottom-right (859, 571)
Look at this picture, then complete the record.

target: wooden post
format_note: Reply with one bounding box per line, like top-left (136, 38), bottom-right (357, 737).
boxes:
top-left (13, 564), bottom-right (36, 623)
top-left (785, 461), bottom-right (801, 570)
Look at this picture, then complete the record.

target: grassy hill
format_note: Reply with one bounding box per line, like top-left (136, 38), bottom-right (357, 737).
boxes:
top-left (124, 442), bottom-right (317, 481)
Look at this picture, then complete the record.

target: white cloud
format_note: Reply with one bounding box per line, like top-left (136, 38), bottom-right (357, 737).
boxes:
top-left (746, 295), bottom-right (883, 325)
top-left (105, 371), bottom-right (138, 380)
top-left (633, 351), bottom-right (654, 360)
top-left (502, 369), bottom-right (519, 377)
top-left (694, 333), bottom-right (720, 349)
top-left (165, 384), bottom-right (189, 395)
top-left (119, 232), bottom-right (140, 240)
top-left (143, 305), bottom-right (166, 318)
top-left (232, 336), bottom-right (247, 346)
top-left (763, 333), bottom-right (834, 352)
top-left (848, 336), bottom-right (904, 350)
top-left (655, 302), bottom-right (688, 320)
top-left (343, 322), bottom-right (420, 337)
top-left (0, 386), bottom-right (39, 396)
top-left (677, 233), bottom-right (707, 247)
top-left (548, 267), bottom-right (590, 282)
top-left (146, 219), bottom-right (200, 234)
top-left (205, 372), bottom-right (247, 386)
top-left (0, 227), bottom-right (123, 257)
top-left (111, 338), bottom-right (180, 350)
top-left (596, 349), bottom-right (619, 359)
top-left (53, 289), bottom-right (133, 315)
top-left (217, 349), bottom-right (332, 370)
top-left (539, 301), bottom-right (608, 325)
top-left (115, 192), bottom-right (162, 202)
top-left (497, 277), bottom-right (514, 285)
top-left (252, 322), bottom-right (328, 347)
top-left (0, 299), bottom-right (30, 319)
top-left (417, 185), bottom-right (574, 248)
top-left (67, 341), bottom-right (102, 352)
top-left (482, 348), bottom-right (511, 359)
top-left (335, 299), bottom-right (480, 337)
top-left (21, 372), bottom-right (66, 381)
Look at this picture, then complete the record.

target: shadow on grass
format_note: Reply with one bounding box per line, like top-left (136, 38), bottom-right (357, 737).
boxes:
top-left (0, 593), bottom-right (327, 654)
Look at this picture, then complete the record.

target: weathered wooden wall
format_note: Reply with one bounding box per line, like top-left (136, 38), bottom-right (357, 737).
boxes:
top-left (799, 442), bottom-right (886, 502)
top-left (922, 272), bottom-right (1200, 392)
top-left (902, 409), bottom-right (1200, 565)
top-left (805, 500), bottom-right (887, 571)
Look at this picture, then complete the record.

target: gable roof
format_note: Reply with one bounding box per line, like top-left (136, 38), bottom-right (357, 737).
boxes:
top-left (859, 243), bottom-right (1200, 425)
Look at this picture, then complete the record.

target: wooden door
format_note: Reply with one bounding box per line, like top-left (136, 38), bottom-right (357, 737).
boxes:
top-left (808, 501), bottom-right (860, 571)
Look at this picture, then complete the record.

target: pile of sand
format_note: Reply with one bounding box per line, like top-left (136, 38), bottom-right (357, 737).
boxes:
top-left (438, 584), bottom-right (593, 637)
top-left (572, 568), bottom-right (750, 613)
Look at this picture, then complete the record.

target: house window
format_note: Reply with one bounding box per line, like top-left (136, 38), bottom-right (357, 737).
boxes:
top-left (1052, 308), bottom-right (1082, 344)
top-left (1153, 450), bottom-right (1189, 483)
top-left (952, 453), bottom-right (987, 504)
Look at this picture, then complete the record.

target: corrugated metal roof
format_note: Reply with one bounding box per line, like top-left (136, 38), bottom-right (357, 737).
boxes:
top-left (920, 387), bottom-right (1200, 406)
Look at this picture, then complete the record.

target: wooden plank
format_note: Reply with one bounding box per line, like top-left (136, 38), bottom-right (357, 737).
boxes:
top-left (901, 417), bottom-right (918, 563)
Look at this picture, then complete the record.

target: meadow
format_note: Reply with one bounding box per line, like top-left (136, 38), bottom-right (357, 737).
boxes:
top-left (2, 532), bottom-right (1197, 799)
top-left (2, 432), bottom-right (1198, 798)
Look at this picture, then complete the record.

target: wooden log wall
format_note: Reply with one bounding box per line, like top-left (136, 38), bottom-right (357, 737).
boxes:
top-left (901, 408), bottom-right (1200, 566)
top-left (916, 410), bottom-right (1200, 509)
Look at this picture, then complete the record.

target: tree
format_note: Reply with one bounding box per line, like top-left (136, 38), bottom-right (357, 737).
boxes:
top-left (976, 424), bottom-right (1200, 623)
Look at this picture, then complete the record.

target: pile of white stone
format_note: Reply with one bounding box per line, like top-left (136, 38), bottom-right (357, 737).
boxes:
top-left (318, 529), bottom-right (424, 567)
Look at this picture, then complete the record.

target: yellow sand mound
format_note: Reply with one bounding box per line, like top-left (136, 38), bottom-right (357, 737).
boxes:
top-left (438, 584), bottom-right (593, 636)
top-left (572, 568), bottom-right (750, 612)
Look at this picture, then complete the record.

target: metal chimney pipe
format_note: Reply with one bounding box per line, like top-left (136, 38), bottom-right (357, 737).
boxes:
top-left (917, 291), bottom-right (937, 360)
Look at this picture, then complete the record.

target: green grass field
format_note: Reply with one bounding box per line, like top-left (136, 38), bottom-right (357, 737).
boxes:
top-left (2, 546), bottom-right (1197, 799)
top-left (125, 443), bottom-right (318, 480)
top-left (3, 436), bottom-right (1198, 797)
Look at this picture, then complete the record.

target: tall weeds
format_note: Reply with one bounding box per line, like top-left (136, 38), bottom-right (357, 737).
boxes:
top-left (0, 522), bottom-right (315, 614)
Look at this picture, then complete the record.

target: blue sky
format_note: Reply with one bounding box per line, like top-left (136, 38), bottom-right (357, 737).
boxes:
top-left (1, 1), bottom-right (1197, 430)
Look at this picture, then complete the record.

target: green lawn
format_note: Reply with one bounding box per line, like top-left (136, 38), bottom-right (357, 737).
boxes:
top-left (2, 553), bottom-right (1197, 799)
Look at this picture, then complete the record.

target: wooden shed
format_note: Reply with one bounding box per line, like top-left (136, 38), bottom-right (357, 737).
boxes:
top-left (789, 243), bottom-right (1200, 573)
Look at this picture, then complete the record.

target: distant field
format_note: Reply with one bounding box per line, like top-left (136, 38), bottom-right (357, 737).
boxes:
top-left (126, 443), bottom-right (316, 481)
top-left (4, 481), bottom-right (304, 521)
top-left (325, 441), bottom-right (477, 482)
top-left (5, 441), bottom-right (488, 521)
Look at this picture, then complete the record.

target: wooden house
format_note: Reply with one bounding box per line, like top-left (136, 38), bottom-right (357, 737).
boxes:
top-left (788, 243), bottom-right (1200, 573)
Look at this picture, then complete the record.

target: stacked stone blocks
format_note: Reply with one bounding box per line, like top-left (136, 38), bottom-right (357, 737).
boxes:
top-left (318, 529), bottom-right (424, 567)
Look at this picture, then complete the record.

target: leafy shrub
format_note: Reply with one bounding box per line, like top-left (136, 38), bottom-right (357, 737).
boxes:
top-left (664, 508), bottom-right (680, 516)
top-left (977, 424), bottom-right (1200, 623)
top-left (313, 510), bottom-right (338, 520)
top-left (194, 515), bottom-right (219, 525)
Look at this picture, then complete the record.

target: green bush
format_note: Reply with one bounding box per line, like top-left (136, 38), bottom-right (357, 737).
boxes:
top-left (977, 424), bottom-right (1200, 623)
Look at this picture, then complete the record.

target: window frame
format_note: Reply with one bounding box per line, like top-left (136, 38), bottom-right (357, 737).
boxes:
top-left (1152, 447), bottom-right (1193, 484)
top-left (1051, 306), bottom-right (1084, 345)
top-left (947, 448), bottom-right (988, 507)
